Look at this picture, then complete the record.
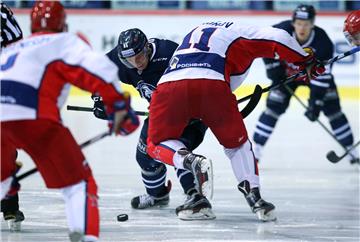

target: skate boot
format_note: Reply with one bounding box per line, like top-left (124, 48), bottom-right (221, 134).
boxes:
top-left (131, 180), bottom-right (171, 209)
top-left (238, 180), bottom-right (276, 222)
top-left (176, 189), bottom-right (215, 220)
top-left (179, 149), bottom-right (213, 198)
top-left (3, 210), bottom-right (25, 232)
top-left (131, 193), bottom-right (169, 209)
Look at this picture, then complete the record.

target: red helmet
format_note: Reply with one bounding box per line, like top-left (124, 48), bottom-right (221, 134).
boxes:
top-left (343, 10), bottom-right (360, 36)
top-left (31, 1), bottom-right (66, 33)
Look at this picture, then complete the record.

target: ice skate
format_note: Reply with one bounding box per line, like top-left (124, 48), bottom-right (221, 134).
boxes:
top-left (238, 180), bottom-right (276, 222)
top-left (131, 193), bottom-right (169, 209)
top-left (176, 189), bottom-right (215, 220)
top-left (131, 180), bottom-right (171, 209)
top-left (3, 210), bottom-right (25, 232)
top-left (180, 149), bottom-right (214, 199)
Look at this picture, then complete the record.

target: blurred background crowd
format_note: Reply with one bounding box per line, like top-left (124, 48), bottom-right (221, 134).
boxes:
top-left (5, 0), bottom-right (360, 11)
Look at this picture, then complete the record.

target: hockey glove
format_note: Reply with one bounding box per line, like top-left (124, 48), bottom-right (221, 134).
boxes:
top-left (108, 93), bottom-right (140, 136)
top-left (91, 94), bottom-right (108, 120)
top-left (296, 47), bottom-right (325, 83)
top-left (304, 98), bottom-right (323, 122)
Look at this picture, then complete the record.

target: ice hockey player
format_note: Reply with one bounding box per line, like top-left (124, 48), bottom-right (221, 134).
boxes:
top-left (343, 10), bottom-right (360, 46)
top-left (91, 28), bottom-right (215, 220)
top-left (0, 2), bottom-right (25, 232)
top-left (146, 19), bottom-right (326, 222)
top-left (252, 4), bottom-right (359, 165)
top-left (0, 1), bottom-right (139, 241)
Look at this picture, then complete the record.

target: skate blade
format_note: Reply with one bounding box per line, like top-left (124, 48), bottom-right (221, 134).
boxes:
top-left (256, 209), bottom-right (277, 222)
top-left (8, 219), bottom-right (22, 232)
top-left (199, 158), bottom-right (214, 200)
top-left (177, 208), bottom-right (216, 221)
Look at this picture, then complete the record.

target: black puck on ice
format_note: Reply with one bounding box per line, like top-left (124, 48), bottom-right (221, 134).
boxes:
top-left (117, 213), bottom-right (128, 222)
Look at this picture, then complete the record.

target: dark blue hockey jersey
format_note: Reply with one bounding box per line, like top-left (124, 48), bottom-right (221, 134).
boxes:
top-left (106, 38), bottom-right (178, 102)
top-left (264, 20), bottom-right (334, 86)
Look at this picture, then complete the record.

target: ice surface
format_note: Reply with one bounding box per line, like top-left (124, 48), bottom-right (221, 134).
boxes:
top-left (1, 96), bottom-right (359, 242)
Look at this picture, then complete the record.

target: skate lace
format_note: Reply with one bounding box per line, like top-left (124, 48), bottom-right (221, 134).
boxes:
top-left (138, 194), bottom-right (155, 208)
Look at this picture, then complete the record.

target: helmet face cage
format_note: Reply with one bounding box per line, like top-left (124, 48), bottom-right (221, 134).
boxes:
top-left (292, 4), bottom-right (316, 23)
top-left (117, 28), bottom-right (148, 69)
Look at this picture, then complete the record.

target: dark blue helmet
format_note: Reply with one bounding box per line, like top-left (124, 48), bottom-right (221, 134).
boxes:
top-left (292, 5), bottom-right (316, 23)
top-left (117, 28), bottom-right (148, 68)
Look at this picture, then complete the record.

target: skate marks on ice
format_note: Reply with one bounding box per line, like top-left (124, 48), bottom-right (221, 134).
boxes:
top-left (1, 179), bottom-right (359, 242)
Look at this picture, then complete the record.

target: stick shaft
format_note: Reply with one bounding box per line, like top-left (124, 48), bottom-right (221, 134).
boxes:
top-left (66, 105), bottom-right (149, 116)
top-left (16, 131), bottom-right (110, 181)
top-left (237, 47), bottom-right (360, 104)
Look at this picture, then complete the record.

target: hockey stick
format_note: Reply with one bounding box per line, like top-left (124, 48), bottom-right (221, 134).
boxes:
top-left (323, 46), bottom-right (360, 65)
top-left (66, 105), bottom-right (149, 116)
top-left (15, 131), bottom-right (110, 181)
top-left (239, 84), bottom-right (263, 118)
top-left (326, 140), bottom-right (360, 163)
top-left (237, 46), bottom-right (360, 104)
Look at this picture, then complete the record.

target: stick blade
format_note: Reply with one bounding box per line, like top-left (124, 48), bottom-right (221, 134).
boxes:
top-left (240, 84), bottom-right (263, 119)
top-left (326, 151), bottom-right (341, 163)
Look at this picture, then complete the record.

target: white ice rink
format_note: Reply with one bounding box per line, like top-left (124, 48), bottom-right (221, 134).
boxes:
top-left (1, 95), bottom-right (359, 242)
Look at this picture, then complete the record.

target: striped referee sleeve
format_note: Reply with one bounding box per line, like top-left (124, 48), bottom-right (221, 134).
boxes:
top-left (1, 2), bottom-right (23, 48)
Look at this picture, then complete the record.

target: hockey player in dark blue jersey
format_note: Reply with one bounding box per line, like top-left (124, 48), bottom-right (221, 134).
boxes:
top-left (92, 28), bottom-right (215, 220)
top-left (253, 5), bottom-right (359, 165)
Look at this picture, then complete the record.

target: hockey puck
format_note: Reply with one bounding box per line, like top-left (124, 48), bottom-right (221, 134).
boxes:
top-left (117, 214), bottom-right (128, 222)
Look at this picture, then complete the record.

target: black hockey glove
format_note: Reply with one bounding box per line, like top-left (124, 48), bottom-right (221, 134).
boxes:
top-left (304, 98), bottom-right (323, 122)
top-left (91, 94), bottom-right (108, 120)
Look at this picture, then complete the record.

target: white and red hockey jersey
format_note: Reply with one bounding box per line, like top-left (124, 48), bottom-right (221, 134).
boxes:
top-left (0, 32), bottom-right (122, 122)
top-left (159, 21), bottom-right (309, 91)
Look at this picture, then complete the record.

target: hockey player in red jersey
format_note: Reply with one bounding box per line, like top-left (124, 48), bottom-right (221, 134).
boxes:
top-left (146, 21), bottom-right (325, 222)
top-left (0, 1), bottom-right (139, 241)
top-left (343, 10), bottom-right (360, 46)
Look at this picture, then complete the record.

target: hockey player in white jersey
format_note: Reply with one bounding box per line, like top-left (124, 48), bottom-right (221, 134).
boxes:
top-left (0, 2), bottom-right (26, 232)
top-left (146, 21), bottom-right (325, 222)
top-left (0, 1), bottom-right (139, 241)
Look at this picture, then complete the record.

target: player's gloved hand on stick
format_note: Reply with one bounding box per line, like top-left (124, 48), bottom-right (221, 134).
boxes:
top-left (304, 98), bottom-right (323, 122)
top-left (91, 94), bottom-right (108, 120)
top-left (296, 47), bottom-right (325, 83)
top-left (108, 93), bottom-right (140, 136)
